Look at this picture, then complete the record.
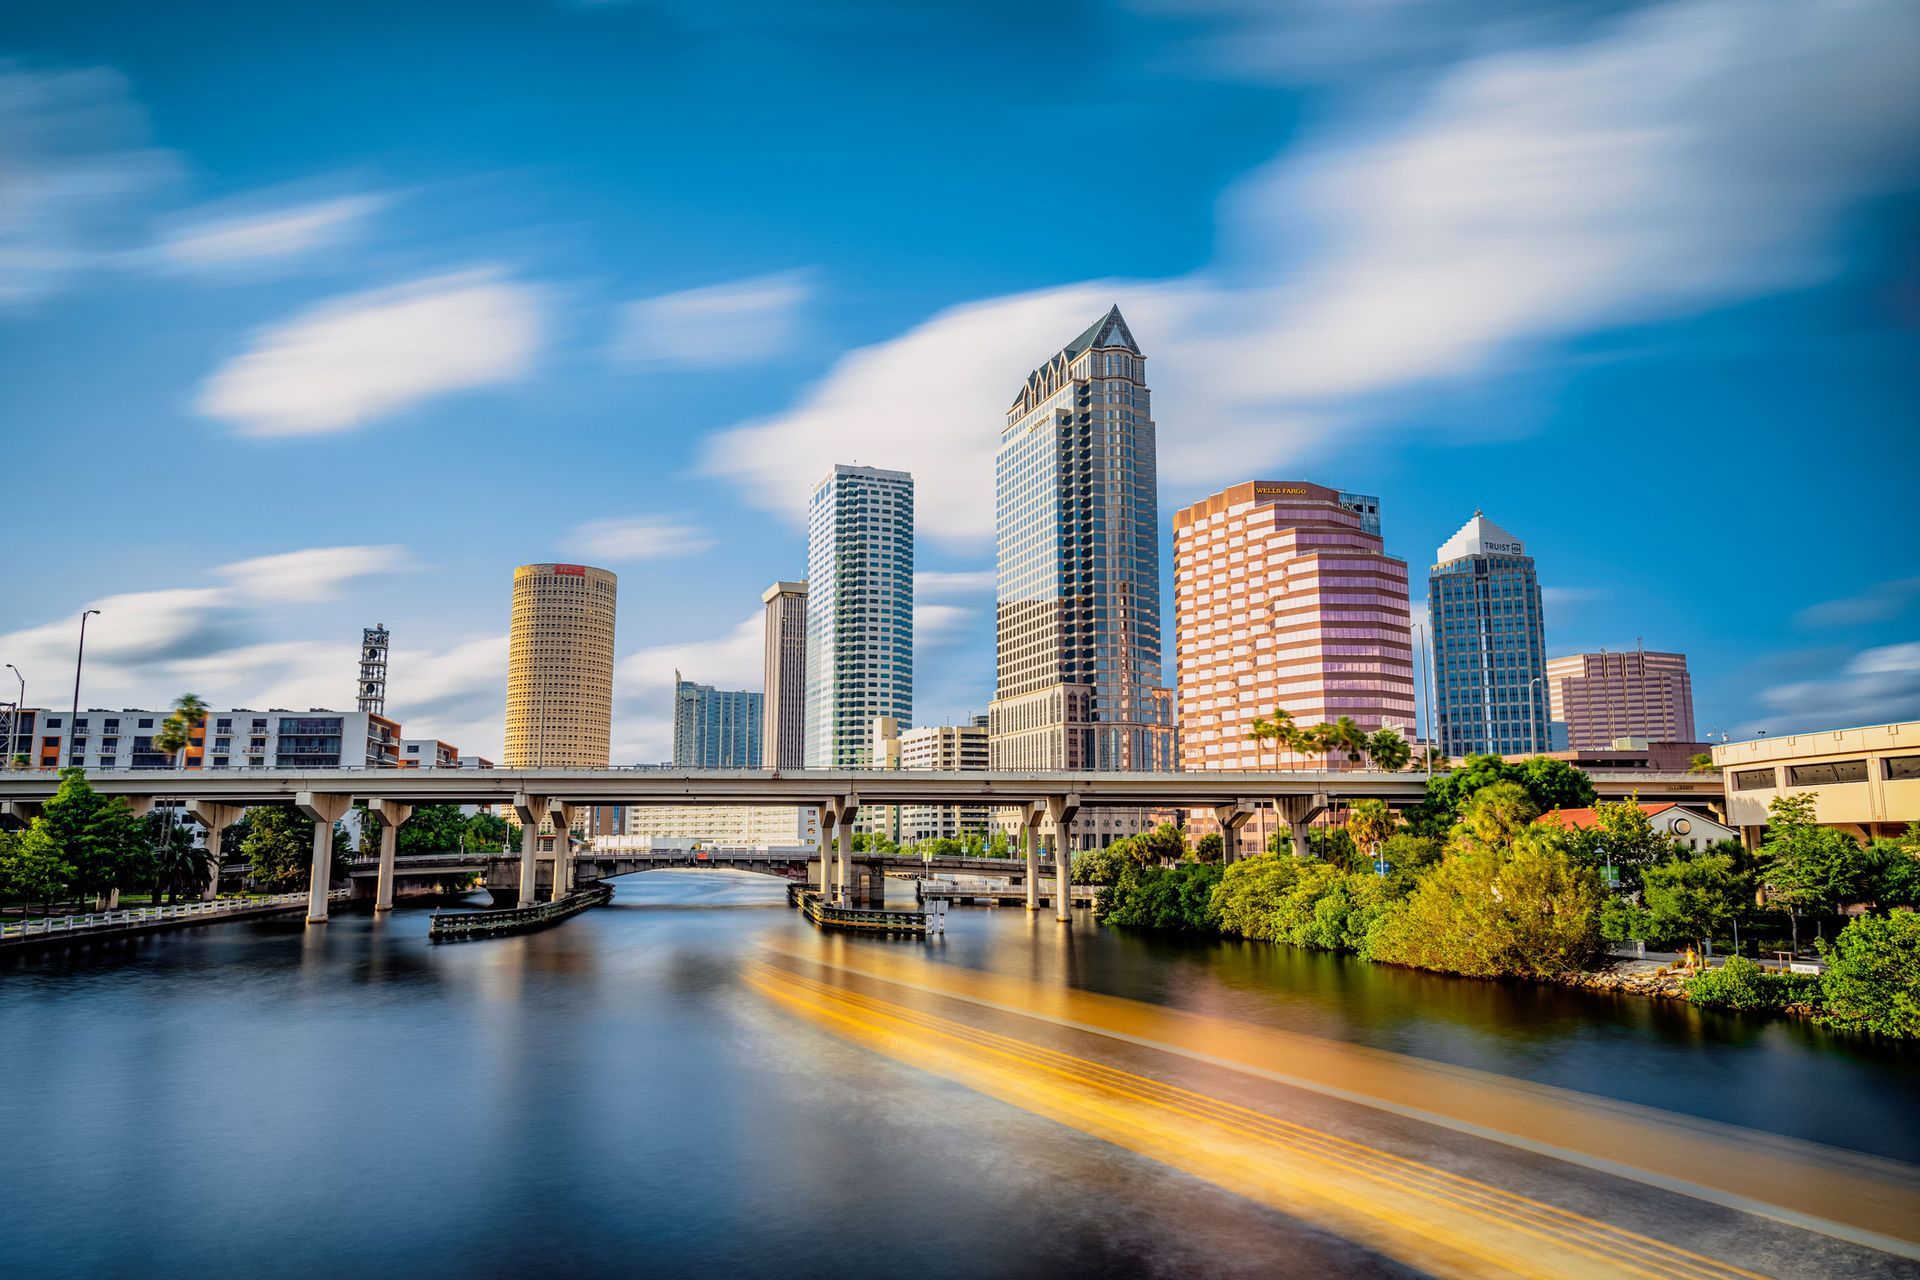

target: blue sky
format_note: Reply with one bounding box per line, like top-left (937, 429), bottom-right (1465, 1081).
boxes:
top-left (2, 0), bottom-right (1917, 762)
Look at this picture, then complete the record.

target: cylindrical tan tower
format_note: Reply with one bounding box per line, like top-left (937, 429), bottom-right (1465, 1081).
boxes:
top-left (505, 563), bottom-right (617, 767)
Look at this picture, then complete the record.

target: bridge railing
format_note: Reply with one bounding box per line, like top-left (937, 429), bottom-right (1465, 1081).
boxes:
top-left (0, 890), bottom-right (348, 939)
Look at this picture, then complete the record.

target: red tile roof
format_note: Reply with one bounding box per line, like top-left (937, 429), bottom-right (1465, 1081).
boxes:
top-left (1535, 802), bottom-right (1677, 831)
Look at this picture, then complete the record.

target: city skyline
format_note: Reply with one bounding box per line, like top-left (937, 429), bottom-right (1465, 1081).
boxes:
top-left (3, 0), bottom-right (1917, 763)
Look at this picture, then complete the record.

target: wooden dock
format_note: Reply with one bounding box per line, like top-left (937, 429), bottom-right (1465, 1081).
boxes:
top-left (786, 884), bottom-right (935, 937)
top-left (429, 882), bottom-right (613, 941)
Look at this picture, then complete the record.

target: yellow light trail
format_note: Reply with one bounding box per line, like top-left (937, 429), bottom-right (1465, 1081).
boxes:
top-left (745, 959), bottom-right (1770, 1280)
top-left (764, 941), bottom-right (1920, 1260)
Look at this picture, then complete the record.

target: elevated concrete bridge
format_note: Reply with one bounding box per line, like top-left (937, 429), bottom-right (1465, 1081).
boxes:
top-left (0, 766), bottom-right (1725, 925)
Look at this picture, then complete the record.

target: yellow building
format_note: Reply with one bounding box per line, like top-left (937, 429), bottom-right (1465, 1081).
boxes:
top-left (504, 563), bottom-right (617, 767)
top-left (1714, 720), bottom-right (1920, 843)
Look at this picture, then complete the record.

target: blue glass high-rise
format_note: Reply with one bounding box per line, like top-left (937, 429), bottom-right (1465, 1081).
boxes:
top-left (1428, 512), bottom-right (1550, 757)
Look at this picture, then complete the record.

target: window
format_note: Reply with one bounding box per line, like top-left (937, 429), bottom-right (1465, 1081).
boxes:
top-left (1732, 768), bottom-right (1776, 791)
top-left (1882, 755), bottom-right (1920, 782)
top-left (1787, 759), bottom-right (1868, 787)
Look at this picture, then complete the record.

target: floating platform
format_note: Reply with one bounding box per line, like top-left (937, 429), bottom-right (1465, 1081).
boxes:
top-left (787, 884), bottom-right (936, 937)
top-left (429, 882), bottom-right (613, 942)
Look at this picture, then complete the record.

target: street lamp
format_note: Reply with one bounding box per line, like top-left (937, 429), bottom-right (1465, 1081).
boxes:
top-left (70, 610), bottom-right (101, 768)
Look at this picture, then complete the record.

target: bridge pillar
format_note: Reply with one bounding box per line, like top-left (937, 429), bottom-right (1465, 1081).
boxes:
top-left (372, 800), bottom-right (414, 911)
top-left (0, 799), bottom-right (43, 830)
top-left (832, 796), bottom-right (858, 905)
top-left (1212, 801), bottom-right (1256, 863)
top-left (1046, 793), bottom-right (1080, 922)
top-left (550, 802), bottom-right (578, 902)
top-left (186, 801), bottom-right (245, 901)
top-left (295, 792), bottom-right (353, 922)
top-left (1275, 793), bottom-right (1326, 859)
top-left (1020, 802), bottom-right (1044, 911)
top-left (513, 794), bottom-right (549, 907)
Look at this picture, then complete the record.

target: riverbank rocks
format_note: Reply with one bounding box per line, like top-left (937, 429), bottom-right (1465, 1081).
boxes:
top-left (1552, 962), bottom-right (1692, 999)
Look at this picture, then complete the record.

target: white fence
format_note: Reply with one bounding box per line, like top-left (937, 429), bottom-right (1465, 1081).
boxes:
top-left (0, 890), bottom-right (348, 939)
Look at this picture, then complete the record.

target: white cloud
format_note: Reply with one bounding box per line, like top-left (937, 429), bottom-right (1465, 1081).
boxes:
top-left (609, 269), bottom-right (814, 369)
top-left (566, 517), bottom-right (714, 562)
top-left (195, 267), bottom-right (545, 436)
top-left (216, 544), bottom-right (411, 602)
top-left (1541, 586), bottom-right (1605, 611)
top-left (914, 603), bottom-right (972, 651)
top-left (1794, 577), bottom-right (1920, 630)
top-left (0, 62), bottom-right (178, 304)
top-left (1755, 640), bottom-right (1920, 732)
top-left (0, 544), bottom-right (418, 714)
top-left (914, 569), bottom-right (996, 597)
top-left (147, 192), bottom-right (386, 275)
top-left (703, 0), bottom-right (1920, 545)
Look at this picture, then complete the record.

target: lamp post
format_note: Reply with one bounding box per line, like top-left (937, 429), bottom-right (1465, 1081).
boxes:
top-left (4, 663), bottom-right (21, 766)
top-left (70, 610), bottom-right (101, 768)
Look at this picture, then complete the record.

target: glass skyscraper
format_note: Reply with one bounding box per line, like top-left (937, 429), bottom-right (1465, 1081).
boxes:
top-left (670, 672), bottom-right (762, 769)
top-left (804, 464), bottom-right (914, 769)
top-left (990, 305), bottom-right (1174, 818)
top-left (1428, 512), bottom-right (1550, 757)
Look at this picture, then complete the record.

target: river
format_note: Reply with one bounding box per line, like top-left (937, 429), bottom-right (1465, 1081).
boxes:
top-left (3, 871), bottom-right (1917, 1279)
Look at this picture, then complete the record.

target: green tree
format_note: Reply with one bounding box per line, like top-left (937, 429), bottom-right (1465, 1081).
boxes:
top-left (1862, 824), bottom-right (1920, 910)
top-left (1141, 822), bottom-right (1188, 865)
top-left (1346, 799), bottom-right (1396, 858)
top-left (395, 804), bottom-right (474, 855)
top-left (0, 820), bottom-right (74, 916)
top-left (1209, 854), bottom-right (1300, 940)
top-left (1326, 716), bottom-right (1367, 768)
top-left (1248, 708), bottom-right (1296, 772)
top-left (465, 811), bottom-right (510, 850)
top-left (1758, 792), bottom-right (1868, 949)
top-left (39, 767), bottom-right (147, 907)
top-left (1099, 863), bottom-right (1222, 932)
top-left (1642, 853), bottom-right (1744, 958)
top-left (146, 810), bottom-right (216, 903)
top-left (243, 805), bottom-right (350, 890)
top-left (1448, 782), bottom-right (1539, 858)
top-left (1193, 832), bottom-right (1225, 864)
top-left (1367, 837), bottom-right (1605, 978)
top-left (1367, 728), bottom-right (1412, 773)
top-left (1688, 752), bottom-right (1715, 774)
top-left (1817, 913), bottom-right (1920, 1038)
top-left (1411, 754), bottom-right (1595, 833)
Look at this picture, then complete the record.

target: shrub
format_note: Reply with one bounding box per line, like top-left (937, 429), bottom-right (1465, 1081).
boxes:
top-left (1685, 955), bottom-right (1821, 1012)
top-left (1099, 863), bottom-right (1222, 932)
top-left (1367, 836), bottom-right (1604, 978)
top-left (1209, 855), bottom-right (1299, 941)
top-left (1817, 913), bottom-right (1920, 1038)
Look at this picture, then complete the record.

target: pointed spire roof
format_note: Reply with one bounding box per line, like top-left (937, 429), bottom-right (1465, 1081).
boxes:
top-left (1435, 510), bottom-right (1527, 564)
top-left (1063, 304), bottom-right (1139, 358)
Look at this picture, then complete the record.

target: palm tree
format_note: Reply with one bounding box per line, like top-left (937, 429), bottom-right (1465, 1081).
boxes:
top-left (1330, 716), bottom-right (1367, 769)
top-left (149, 694), bottom-right (209, 904)
top-left (1247, 707), bottom-right (1295, 773)
top-left (148, 814), bottom-right (216, 903)
top-left (1367, 727), bottom-right (1412, 772)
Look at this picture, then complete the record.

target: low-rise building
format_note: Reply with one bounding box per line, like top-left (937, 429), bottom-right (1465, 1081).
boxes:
top-left (1535, 802), bottom-right (1737, 853)
top-left (872, 714), bottom-right (991, 844)
top-left (399, 738), bottom-right (461, 768)
top-left (20, 707), bottom-right (402, 770)
top-left (621, 803), bottom-right (820, 849)
top-left (1714, 721), bottom-right (1920, 844)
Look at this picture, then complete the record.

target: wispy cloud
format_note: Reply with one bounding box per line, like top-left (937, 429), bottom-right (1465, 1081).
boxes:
top-left (914, 603), bottom-right (972, 651)
top-left (0, 545), bottom-right (421, 715)
top-left (196, 268), bottom-right (546, 436)
top-left (0, 62), bottom-right (178, 305)
top-left (1794, 577), bottom-right (1920, 629)
top-left (914, 569), bottom-right (995, 597)
top-left (703, 0), bottom-right (1920, 545)
top-left (566, 517), bottom-right (714, 562)
top-left (608, 268), bottom-right (815, 370)
top-left (1754, 640), bottom-right (1920, 732)
top-left (145, 191), bottom-right (387, 276)
top-left (215, 545), bottom-right (412, 602)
